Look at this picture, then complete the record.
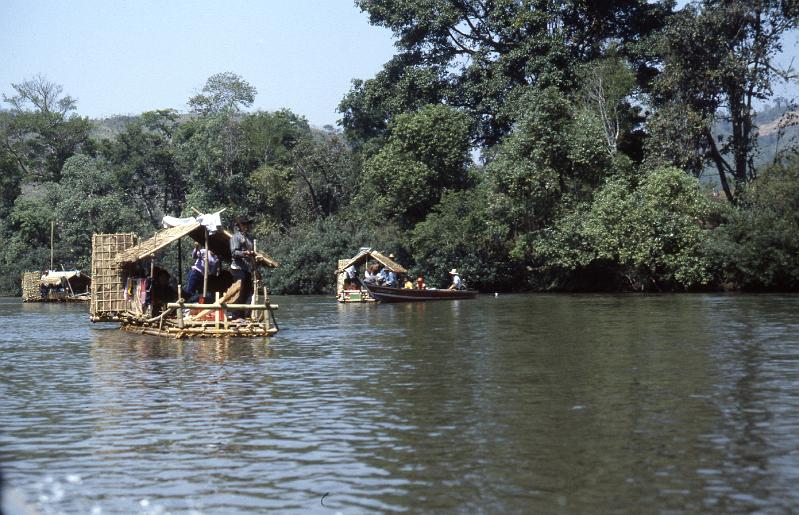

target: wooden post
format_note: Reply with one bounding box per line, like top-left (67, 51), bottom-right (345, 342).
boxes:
top-left (214, 291), bottom-right (220, 330)
top-left (50, 221), bottom-right (54, 271)
top-left (149, 255), bottom-right (155, 317)
top-left (177, 286), bottom-right (184, 329)
top-left (177, 238), bottom-right (182, 290)
top-left (61, 264), bottom-right (75, 297)
top-left (202, 226), bottom-right (209, 300)
top-left (268, 286), bottom-right (271, 331)
top-left (252, 239), bottom-right (258, 317)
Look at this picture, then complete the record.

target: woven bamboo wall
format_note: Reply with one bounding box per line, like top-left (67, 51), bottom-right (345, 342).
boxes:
top-left (21, 272), bottom-right (42, 302)
top-left (337, 259), bottom-right (347, 294)
top-left (91, 233), bottom-right (136, 318)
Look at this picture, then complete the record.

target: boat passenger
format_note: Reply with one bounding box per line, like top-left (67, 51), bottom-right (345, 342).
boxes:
top-left (416, 275), bottom-right (426, 290)
top-left (344, 264), bottom-right (360, 289)
top-left (229, 218), bottom-right (256, 321)
top-left (403, 277), bottom-right (414, 289)
top-left (184, 242), bottom-right (219, 302)
top-left (447, 268), bottom-right (464, 290)
top-left (39, 270), bottom-right (49, 298)
top-left (364, 264), bottom-right (380, 284)
top-left (380, 268), bottom-right (397, 287)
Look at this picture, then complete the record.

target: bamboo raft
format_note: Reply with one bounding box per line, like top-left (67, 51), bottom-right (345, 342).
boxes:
top-left (21, 270), bottom-right (91, 302)
top-left (90, 211), bottom-right (280, 339)
top-left (335, 248), bottom-right (407, 303)
top-left (115, 282), bottom-right (279, 338)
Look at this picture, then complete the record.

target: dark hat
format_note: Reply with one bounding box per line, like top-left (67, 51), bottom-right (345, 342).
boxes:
top-left (236, 217), bottom-right (254, 226)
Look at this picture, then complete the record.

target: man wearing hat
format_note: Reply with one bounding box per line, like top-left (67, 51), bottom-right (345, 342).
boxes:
top-left (229, 217), bottom-right (255, 320)
top-left (447, 268), bottom-right (463, 290)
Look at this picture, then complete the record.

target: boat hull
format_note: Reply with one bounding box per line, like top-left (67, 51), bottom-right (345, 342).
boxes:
top-left (365, 284), bottom-right (477, 302)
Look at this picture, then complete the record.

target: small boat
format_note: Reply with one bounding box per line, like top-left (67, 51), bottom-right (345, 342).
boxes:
top-left (364, 283), bottom-right (477, 302)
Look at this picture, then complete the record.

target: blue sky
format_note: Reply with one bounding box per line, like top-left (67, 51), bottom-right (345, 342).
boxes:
top-left (1, 1), bottom-right (796, 128)
top-left (0, 0), bottom-right (396, 127)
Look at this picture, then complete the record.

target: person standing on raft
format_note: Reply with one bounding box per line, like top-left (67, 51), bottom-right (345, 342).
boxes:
top-left (229, 218), bottom-right (255, 321)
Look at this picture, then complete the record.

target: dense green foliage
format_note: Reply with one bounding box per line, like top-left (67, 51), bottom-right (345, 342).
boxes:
top-left (2, 1), bottom-right (799, 295)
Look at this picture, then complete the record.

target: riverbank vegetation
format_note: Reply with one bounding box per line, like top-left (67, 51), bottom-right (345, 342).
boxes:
top-left (2, 1), bottom-right (799, 295)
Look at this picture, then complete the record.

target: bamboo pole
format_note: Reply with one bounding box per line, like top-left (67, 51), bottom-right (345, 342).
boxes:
top-left (203, 226), bottom-right (208, 300)
top-left (60, 264), bottom-right (75, 297)
top-left (177, 238), bottom-right (182, 290)
top-left (50, 221), bottom-right (54, 271)
top-left (268, 286), bottom-right (272, 330)
top-left (167, 301), bottom-right (278, 310)
top-left (149, 254), bottom-right (155, 317)
top-left (177, 284), bottom-right (184, 328)
top-left (252, 238), bottom-right (258, 319)
top-left (214, 291), bottom-right (220, 330)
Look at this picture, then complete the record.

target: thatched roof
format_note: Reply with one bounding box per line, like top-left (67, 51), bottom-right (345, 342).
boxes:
top-left (336, 248), bottom-right (407, 274)
top-left (115, 223), bottom-right (278, 268)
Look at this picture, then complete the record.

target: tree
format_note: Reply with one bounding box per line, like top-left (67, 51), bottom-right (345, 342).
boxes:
top-left (338, 56), bottom-right (447, 149)
top-left (1, 75), bottom-right (91, 182)
top-left (99, 110), bottom-right (184, 228)
top-left (52, 155), bottom-right (143, 269)
top-left (361, 104), bottom-right (472, 226)
top-left (410, 188), bottom-right (517, 290)
top-left (347, 0), bottom-right (671, 146)
top-left (653, 1), bottom-right (799, 202)
top-left (577, 57), bottom-right (638, 157)
top-left (289, 137), bottom-right (360, 220)
top-left (188, 72), bottom-right (257, 114)
top-left (707, 153), bottom-right (799, 290)
top-left (0, 136), bottom-right (23, 220)
top-left (265, 214), bottom-right (403, 294)
top-left (487, 87), bottom-right (614, 245)
top-left (185, 72), bottom-right (257, 179)
top-left (240, 109), bottom-right (311, 167)
top-left (535, 167), bottom-right (712, 290)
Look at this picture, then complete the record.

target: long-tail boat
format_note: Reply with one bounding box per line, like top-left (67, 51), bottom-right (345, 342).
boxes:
top-left (364, 283), bottom-right (477, 302)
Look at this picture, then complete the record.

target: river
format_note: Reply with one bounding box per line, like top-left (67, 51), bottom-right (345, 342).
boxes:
top-left (1, 294), bottom-right (799, 513)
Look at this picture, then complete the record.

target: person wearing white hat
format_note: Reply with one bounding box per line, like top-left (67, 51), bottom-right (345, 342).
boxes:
top-left (447, 268), bottom-right (462, 290)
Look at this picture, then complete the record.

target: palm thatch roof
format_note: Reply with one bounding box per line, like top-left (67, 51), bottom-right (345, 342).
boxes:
top-left (115, 223), bottom-right (278, 268)
top-left (336, 248), bottom-right (407, 274)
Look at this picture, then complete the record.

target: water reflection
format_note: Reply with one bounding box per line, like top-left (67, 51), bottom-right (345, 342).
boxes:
top-left (2, 295), bottom-right (799, 513)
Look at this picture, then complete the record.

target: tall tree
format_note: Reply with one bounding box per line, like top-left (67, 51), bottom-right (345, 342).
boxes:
top-left (1, 75), bottom-right (91, 182)
top-left (361, 104), bottom-right (472, 227)
top-left (186, 72), bottom-right (257, 178)
top-left (654, 0), bottom-right (799, 202)
top-left (344, 0), bottom-right (671, 147)
top-left (99, 110), bottom-right (184, 228)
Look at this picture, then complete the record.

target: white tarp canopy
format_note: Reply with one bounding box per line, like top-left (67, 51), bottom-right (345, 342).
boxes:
top-left (40, 270), bottom-right (86, 286)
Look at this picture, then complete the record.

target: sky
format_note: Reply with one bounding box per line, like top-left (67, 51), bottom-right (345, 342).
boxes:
top-left (0, 0), bottom-right (397, 128)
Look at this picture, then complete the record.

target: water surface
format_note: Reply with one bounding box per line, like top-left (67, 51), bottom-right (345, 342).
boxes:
top-left (2, 294), bottom-right (799, 513)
